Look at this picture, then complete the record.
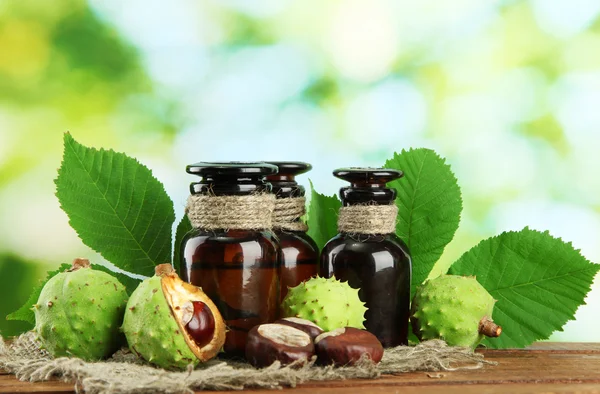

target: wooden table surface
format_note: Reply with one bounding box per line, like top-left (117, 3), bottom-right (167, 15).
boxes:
top-left (1, 342), bottom-right (599, 393)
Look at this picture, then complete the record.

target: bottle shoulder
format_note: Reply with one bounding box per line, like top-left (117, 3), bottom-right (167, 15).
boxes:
top-left (323, 233), bottom-right (409, 254)
top-left (275, 230), bottom-right (318, 252)
top-left (182, 229), bottom-right (280, 249)
top-left (320, 233), bottom-right (411, 274)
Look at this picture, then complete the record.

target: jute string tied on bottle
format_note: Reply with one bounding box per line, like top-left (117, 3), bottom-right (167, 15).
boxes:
top-left (338, 203), bottom-right (398, 235)
top-left (1, 333), bottom-right (495, 393)
top-left (186, 193), bottom-right (275, 230)
top-left (273, 196), bottom-right (308, 232)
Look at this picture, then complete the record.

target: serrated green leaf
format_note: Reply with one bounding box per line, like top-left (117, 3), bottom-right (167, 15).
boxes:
top-left (449, 227), bottom-right (600, 349)
top-left (7, 263), bottom-right (71, 325)
top-left (307, 180), bottom-right (342, 250)
top-left (55, 133), bottom-right (175, 277)
top-left (384, 148), bottom-right (462, 299)
top-left (93, 265), bottom-right (142, 295)
top-left (173, 215), bottom-right (193, 276)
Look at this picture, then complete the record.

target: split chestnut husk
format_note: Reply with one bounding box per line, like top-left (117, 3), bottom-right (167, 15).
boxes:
top-left (122, 264), bottom-right (226, 369)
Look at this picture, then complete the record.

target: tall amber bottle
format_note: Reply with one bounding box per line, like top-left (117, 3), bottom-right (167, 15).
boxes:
top-left (265, 162), bottom-right (319, 302)
top-left (180, 162), bottom-right (281, 356)
top-left (319, 168), bottom-right (411, 347)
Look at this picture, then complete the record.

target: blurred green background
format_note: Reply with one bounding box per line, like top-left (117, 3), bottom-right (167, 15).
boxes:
top-left (1, 0), bottom-right (599, 340)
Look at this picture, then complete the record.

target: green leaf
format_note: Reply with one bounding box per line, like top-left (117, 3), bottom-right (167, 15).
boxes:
top-left (93, 265), bottom-right (142, 295)
top-left (55, 133), bottom-right (175, 277)
top-left (7, 263), bottom-right (71, 325)
top-left (449, 228), bottom-right (600, 349)
top-left (307, 180), bottom-right (342, 250)
top-left (384, 149), bottom-right (462, 299)
top-left (173, 215), bottom-right (193, 276)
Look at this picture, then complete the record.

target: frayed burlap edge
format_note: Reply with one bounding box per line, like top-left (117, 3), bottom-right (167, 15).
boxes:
top-left (1, 332), bottom-right (494, 393)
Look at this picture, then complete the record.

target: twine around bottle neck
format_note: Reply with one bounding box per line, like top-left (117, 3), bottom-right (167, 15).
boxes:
top-left (273, 196), bottom-right (308, 232)
top-left (185, 193), bottom-right (275, 230)
top-left (337, 203), bottom-right (398, 235)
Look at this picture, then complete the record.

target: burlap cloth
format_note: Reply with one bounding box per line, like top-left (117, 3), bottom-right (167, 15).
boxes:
top-left (0, 332), bottom-right (493, 393)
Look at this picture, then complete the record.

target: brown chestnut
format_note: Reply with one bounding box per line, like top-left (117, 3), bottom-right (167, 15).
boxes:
top-left (246, 324), bottom-right (315, 368)
top-left (275, 317), bottom-right (324, 340)
top-left (184, 301), bottom-right (216, 348)
top-left (315, 327), bottom-right (384, 366)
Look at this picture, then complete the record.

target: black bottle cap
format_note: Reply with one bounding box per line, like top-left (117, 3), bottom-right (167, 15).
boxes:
top-left (265, 162), bottom-right (312, 198)
top-left (186, 162), bottom-right (278, 196)
top-left (333, 168), bottom-right (403, 205)
top-left (186, 162), bottom-right (278, 177)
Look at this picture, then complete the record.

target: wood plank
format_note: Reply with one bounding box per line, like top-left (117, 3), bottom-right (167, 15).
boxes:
top-left (202, 384), bottom-right (600, 394)
top-left (0, 379), bottom-right (74, 393)
top-left (1, 343), bottom-right (599, 393)
top-left (4, 379), bottom-right (600, 394)
top-left (484, 342), bottom-right (600, 354)
top-left (0, 375), bottom-right (74, 393)
top-left (198, 344), bottom-right (600, 393)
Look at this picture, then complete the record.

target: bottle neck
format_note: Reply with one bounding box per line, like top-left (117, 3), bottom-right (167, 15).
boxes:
top-left (190, 176), bottom-right (272, 196)
top-left (271, 183), bottom-right (305, 199)
top-left (337, 203), bottom-right (399, 235)
top-left (339, 187), bottom-right (396, 206)
top-left (266, 173), bottom-right (306, 199)
top-left (272, 195), bottom-right (308, 232)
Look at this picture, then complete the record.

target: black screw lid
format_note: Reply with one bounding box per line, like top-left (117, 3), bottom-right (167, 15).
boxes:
top-left (266, 162), bottom-right (312, 175)
top-left (186, 162), bottom-right (278, 196)
top-left (333, 168), bottom-right (403, 205)
top-left (186, 162), bottom-right (278, 177)
top-left (265, 162), bottom-right (312, 198)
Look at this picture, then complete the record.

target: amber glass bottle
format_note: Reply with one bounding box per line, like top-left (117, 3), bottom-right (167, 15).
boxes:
top-left (180, 162), bottom-right (281, 356)
top-left (266, 162), bottom-right (319, 302)
top-left (319, 168), bottom-right (411, 347)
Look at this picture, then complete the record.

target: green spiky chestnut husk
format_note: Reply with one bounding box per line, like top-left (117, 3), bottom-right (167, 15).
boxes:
top-left (281, 276), bottom-right (367, 331)
top-left (410, 275), bottom-right (502, 348)
top-left (33, 258), bottom-right (128, 360)
top-left (122, 264), bottom-right (226, 370)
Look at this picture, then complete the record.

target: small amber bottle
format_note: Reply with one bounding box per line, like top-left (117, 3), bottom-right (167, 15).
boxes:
top-left (180, 162), bottom-right (281, 356)
top-left (265, 162), bottom-right (319, 302)
top-left (319, 168), bottom-right (411, 347)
